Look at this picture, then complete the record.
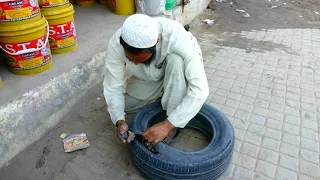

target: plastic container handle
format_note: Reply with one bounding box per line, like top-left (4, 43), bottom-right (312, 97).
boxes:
top-left (0, 21), bottom-right (50, 56)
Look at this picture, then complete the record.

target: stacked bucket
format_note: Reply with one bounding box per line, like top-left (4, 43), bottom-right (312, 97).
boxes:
top-left (110, 0), bottom-right (135, 15)
top-left (39, 0), bottom-right (78, 54)
top-left (0, 0), bottom-right (52, 75)
top-left (0, 0), bottom-right (77, 76)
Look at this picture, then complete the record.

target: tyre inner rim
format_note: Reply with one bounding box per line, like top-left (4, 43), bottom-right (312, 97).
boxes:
top-left (135, 111), bottom-right (216, 160)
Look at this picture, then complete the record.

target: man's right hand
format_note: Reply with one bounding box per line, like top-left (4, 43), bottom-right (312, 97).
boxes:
top-left (116, 120), bottom-right (135, 143)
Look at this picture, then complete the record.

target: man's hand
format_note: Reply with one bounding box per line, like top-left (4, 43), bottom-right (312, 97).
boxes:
top-left (116, 120), bottom-right (135, 143)
top-left (143, 120), bottom-right (175, 144)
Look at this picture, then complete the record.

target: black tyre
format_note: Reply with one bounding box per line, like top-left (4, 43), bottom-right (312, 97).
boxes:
top-left (129, 101), bottom-right (235, 180)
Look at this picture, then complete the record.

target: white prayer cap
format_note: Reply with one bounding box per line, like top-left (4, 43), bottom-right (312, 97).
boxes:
top-left (121, 14), bottom-right (158, 49)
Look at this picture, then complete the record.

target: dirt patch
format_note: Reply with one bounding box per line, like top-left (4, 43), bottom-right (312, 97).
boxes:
top-left (0, 84), bottom-right (111, 180)
top-left (191, 0), bottom-right (320, 33)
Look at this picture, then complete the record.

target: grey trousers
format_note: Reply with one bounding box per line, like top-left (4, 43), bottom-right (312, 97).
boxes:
top-left (124, 53), bottom-right (187, 114)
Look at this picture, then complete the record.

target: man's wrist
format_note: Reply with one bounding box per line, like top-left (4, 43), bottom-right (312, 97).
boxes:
top-left (116, 120), bottom-right (125, 127)
top-left (164, 119), bottom-right (175, 130)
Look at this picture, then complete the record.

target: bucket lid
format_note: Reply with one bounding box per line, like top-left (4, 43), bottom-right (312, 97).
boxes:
top-left (0, 15), bottom-right (46, 33)
top-left (41, 3), bottom-right (74, 16)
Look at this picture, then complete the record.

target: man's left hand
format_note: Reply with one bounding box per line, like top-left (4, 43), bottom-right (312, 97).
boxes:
top-left (143, 120), bottom-right (175, 144)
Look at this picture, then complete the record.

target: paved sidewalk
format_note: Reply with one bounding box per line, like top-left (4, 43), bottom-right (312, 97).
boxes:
top-left (199, 28), bottom-right (320, 180)
top-left (48, 28), bottom-right (320, 180)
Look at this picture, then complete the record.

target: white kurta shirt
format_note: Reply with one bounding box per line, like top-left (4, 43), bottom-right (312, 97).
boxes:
top-left (103, 17), bottom-right (209, 128)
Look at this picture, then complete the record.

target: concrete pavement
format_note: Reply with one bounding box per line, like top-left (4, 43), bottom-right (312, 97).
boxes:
top-left (199, 27), bottom-right (320, 180)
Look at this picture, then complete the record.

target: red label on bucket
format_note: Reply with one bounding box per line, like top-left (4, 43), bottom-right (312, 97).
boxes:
top-left (49, 20), bottom-right (77, 49)
top-left (1, 35), bottom-right (52, 70)
top-left (0, 0), bottom-right (40, 22)
top-left (112, 0), bottom-right (116, 9)
top-left (38, 0), bottom-right (68, 8)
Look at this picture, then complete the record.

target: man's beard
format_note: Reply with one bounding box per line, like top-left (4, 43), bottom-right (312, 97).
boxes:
top-left (142, 51), bottom-right (156, 66)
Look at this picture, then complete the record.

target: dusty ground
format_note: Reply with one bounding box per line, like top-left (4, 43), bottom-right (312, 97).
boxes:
top-left (0, 0), bottom-right (320, 180)
top-left (0, 84), bottom-right (112, 180)
top-left (195, 0), bottom-right (319, 33)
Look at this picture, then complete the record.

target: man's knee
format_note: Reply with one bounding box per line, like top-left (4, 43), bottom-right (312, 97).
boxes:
top-left (125, 94), bottom-right (157, 113)
top-left (166, 53), bottom-right (184, 69)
